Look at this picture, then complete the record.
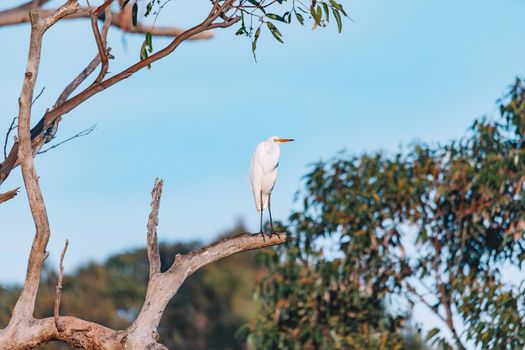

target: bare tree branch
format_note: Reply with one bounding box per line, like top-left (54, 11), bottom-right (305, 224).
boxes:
top-left (0, 0), bottom-right (48, 18)
top-left (87, 0), bottom-right (112, 83)
top-left (9, 0), bottom-right (81, 324)
top-left (10, 8), bottom-right (53, 324)
top-left (37, 124), bottom-right (96, 155)
top-left (126, 227), bottom-right (286, 349)
top-left (0, 5), bottom-right (213, 40)
top-left (54, 239), bottom-right (69, 332)
top-left (35, 53), bottom-right (103, 150)
top-left (0, 187), bottom-right (19, 204)
top-left (147, 178), bottom-right (163, 277)
top-left (3, 116), bottom-right (17, 160)
top-left (407, 283), bottom-right (446, 323)
top-left (54, 55), bottom-right (101, 108)
top-left (32, 85), bottom-right (46, 104)
top-left (0, 224), bottom-right (286, 348)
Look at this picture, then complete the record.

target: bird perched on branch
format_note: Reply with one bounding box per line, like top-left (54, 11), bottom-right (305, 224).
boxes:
top-left (249, 136), bottom-right (294, 236)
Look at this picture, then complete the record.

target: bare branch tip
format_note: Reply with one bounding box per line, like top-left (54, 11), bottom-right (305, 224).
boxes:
top-left (0, 187), bottom-right (20, 204)
top-left (54, 239), bottom-right (69, 332)
top-left (147, 178), bottom-right (163, 276)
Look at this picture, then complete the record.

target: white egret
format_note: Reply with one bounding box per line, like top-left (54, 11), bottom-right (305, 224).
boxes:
top-left (249, 136), bottom-right (294, 236)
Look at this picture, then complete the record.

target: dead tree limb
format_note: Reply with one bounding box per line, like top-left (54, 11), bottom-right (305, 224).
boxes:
top-left (0, 187), bottom-right (19, 204)
top-left (0, 0), bottom-right (237, 188)
top-left (0, 178), bottom-right (286, 348)
top-left (0, 5), bottom-right (213, 40)
top-left (125, 181), bottom-right (286, 349)
top-left (54, 239), bottom-right (69, 332)
top-left (147, 178), bottom-right (163, 277)
top-left (8, 0), bottom-right (82, 325)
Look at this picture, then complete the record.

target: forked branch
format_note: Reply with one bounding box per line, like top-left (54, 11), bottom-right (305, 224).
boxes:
top-left (0, 177), bottom-right (286, 349)
top-left (0, 0), bottom-right (238, 189)
top-left (125, 178), bottom-right (287, 349)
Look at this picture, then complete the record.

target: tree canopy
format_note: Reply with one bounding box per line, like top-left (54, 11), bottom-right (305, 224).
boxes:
top-left (248, 78), bottom-right (525, 349)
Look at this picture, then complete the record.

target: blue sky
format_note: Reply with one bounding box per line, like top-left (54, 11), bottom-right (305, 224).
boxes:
top-left (1, 0), bottom-right (524, 291)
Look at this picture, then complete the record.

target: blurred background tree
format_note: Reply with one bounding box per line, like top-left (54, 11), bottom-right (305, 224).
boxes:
top-left (247, 78), bottom-right (524, 349)
top-left (1, 77), bottom-right (522, 348)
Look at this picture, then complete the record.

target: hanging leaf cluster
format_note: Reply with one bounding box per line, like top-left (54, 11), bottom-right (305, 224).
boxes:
top-left (235, 0), bottom-right (349, 59)
top-left (123, 0), bottom-right (349, 66)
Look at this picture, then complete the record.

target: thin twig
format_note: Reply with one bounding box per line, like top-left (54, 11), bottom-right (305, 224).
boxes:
top-left (129, 230), bottom-right (287, 345)
top-left (3, 87), bottom-right (45, 159)
top-left (87, 0), bottom-right (113, 83)
top-left (4, 116), bottom-right (17, 160)
top-left (32, 86), bottom-right (46, 105)
top-left (38, 124), bottom-right (96, 154)
top-left (407, 282), bottom-right (447, 323)
top-left (54, 239), bottom-right (69, 332)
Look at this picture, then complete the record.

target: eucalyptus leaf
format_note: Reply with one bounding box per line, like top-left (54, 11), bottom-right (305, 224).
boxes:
top-left (332, 8), bottom-right (342, 33)
top-left (132, 2), bottom-right (138, 26)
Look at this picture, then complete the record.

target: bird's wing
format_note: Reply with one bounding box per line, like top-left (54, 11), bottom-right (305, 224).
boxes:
top-left (250, 160), bottom-right (264, 211)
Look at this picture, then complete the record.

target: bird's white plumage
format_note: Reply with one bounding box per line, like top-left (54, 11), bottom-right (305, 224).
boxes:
top-left (249, 136), bottom-right (282, 212)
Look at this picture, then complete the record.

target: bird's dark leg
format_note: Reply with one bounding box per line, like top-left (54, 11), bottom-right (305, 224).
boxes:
top-left (259, 190), bottom-right (265, 241)
top-left (268, 192), bottom-right (276, 236)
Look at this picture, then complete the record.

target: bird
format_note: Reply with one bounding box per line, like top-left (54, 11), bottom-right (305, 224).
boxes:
top-left (249, 136), bottom-right (294, 236)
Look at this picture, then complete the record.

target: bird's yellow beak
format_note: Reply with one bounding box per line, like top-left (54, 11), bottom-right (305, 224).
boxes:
top-left (275, 138), bottom-right (295, 143)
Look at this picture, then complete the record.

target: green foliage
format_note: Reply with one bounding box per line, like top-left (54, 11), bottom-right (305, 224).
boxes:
top-left (246, 152), bottom-right (418, 349)
top-left (241, 0), bottom-right (349, 59)
top-left (410, 78), bottom-right (525, 349)
top-left (135, 0), bottom-right (350, 61)
top-left (249, 78), bottom-right (525, 349)
top-left (140, 32), bottom-right (153, 68)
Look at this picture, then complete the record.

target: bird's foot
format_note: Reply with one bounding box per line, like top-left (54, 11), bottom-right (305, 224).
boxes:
top-left (258, 230), bottom-right (277, 241)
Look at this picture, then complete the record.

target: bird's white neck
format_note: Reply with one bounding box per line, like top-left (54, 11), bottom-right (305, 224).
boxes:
top-left (264, 141), bottom-right (280, 154)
